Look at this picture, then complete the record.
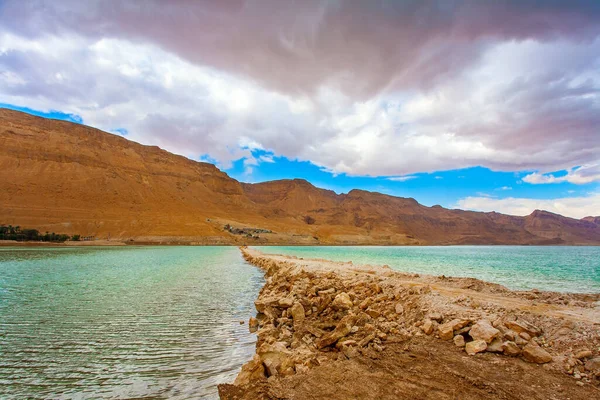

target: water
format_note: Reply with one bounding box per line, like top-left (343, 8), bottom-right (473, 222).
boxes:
top-left (257, 246), bottom-right (600, 293)
top-left (0, 246), bottom-right (264, 399)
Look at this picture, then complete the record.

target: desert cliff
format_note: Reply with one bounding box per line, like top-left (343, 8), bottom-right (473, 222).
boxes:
top-left (1, 108), bottom-right (599, 245)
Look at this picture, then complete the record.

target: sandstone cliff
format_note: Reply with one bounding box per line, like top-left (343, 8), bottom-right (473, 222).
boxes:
top-left (1, 108), bottom-right (599, 245)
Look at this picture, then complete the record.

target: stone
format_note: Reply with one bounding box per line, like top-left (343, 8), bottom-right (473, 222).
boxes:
top-left (519, 332), bottom-right (531, 341)
top-left (453, 335), bottom-right (465, 347)
top-left (505, 319), bottom-right (541, 337)
top-left (486, 338), bottom-right (504, 353)
top-left (465, 340), bottom-right (487, 355)
top-left (522, 342), bottom-right (552, 364)
top-left (249, 317), bottom-right (259, 333)
top-left (575, 350), bottom-right (593, 360)
top-left (438, 319), bottom-right (468, 341)
top-left (234, 354), bottom-right (266, 386)
top-left (395, 303), bottom-right (404, 314)
top-left (278, 296), bottom-right (294, 308)
top-left (290, 302), bottom-right (305, 327)
top-left (502, 341), bottom-right (521, 356)
top-left (366, 309), bottom-right (381, 319)
top-left (421, 319), bottom-right (434, 335)
top-left (316, 314), bottom-right (357, 349)
top-left (584, 357), bottom-right (600, 373)
top-left (258, 342), bottom-right (292, 376)
top-left (428, 312), bottom-right (443, 322)
top-left (332, 292), bottom-right (353, 310)
top-left (469, 320), bottom-right (500, 344)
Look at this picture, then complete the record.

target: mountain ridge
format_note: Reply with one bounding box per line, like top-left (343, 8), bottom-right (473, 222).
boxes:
top-left (1, 108), bottom-right (598, 245)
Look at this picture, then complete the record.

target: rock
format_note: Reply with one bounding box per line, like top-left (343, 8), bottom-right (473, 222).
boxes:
top-left (519, 332), bottom-right (531, 341)
top-left (316, 314), bottom-right (357, 349)
top-left (394, 303), bottom-right (404, 314)
top-left (258, 342), bottom-right (292, 376)
top-left (505, 319), bottom-right (541, 337)
top-left (469, 320), bottom-right (500, 344)
top-left (486, 338), bottom-right (504, 353)
top-left (522, 342), bottom-right (552, 364)
top-left (465, 340), bottom-right (487, 355)
top-left (332, 292), bottom-right (353, 310)
top-left (290, 302), bottom-right (305, 327)
top-left (278, 296), bottom-right (294, 308)
top-left (429, 312), bottom-right (443, 322)
top-left (453, 335), bottom-right (465, 347)
top-left (502, 341), bottom-right (521, 356)
top-left (234, 354), bottom-right (266, 386)
top-left (318, 288), bottom-right (335, 296)
top-left (438, 319), bottom-right (468, 340)
top-left (366, 309), bottom-right (381, 319)
top-left (585, 357), bottom-right (600, 373)
top-left (249, 317), bottom-right (259, 333)
top-left (421, 319), bottom-right (434, 335)
top-left (575, 350), bottom-right (593, 360)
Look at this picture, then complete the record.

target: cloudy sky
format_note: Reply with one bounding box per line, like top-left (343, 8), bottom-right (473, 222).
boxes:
top-left (1, 0), bottom-right (599, 218)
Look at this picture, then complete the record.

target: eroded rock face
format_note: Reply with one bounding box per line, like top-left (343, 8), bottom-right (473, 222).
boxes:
top-left (234, 354), bottom-right (265, 386)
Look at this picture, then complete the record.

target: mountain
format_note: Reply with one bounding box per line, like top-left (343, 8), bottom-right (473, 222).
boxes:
top-left (1, 108), bottom-right (599, 245)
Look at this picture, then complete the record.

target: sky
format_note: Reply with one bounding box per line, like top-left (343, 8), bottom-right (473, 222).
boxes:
top-left (0, 0), bottom-right (599, 219)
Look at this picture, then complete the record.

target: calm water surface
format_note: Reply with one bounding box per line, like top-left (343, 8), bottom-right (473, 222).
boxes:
top-left (257, 246), bottom-right (600, 293)
top-left (0, 246), bottom-right (263, 399)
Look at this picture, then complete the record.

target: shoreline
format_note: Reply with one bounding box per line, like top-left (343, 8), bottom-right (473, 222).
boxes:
top-left (219, 247), bottom-right (600, 399)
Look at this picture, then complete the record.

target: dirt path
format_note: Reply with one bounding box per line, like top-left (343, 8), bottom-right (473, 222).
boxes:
top-left (219, 247), bottom-right (600, 399)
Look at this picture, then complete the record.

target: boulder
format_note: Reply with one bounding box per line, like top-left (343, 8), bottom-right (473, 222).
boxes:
top-left (505, 319), bottom-right (541, 337)
top-left (438, 319), bottom-right (468, 340)
top-left (522, 342), bottom-right (552, 364)
top-left (332, 292), bottom-right (353, 310)
top-left (465, 340), bottom-right (487, 355)
top-left (258, 342), bottom-right (292, 376)
top-left (469, 320), bottom-right (500, 344)
top-left (395, 303), bottom-right (404, 314)
top-left (575, 350), bottom-right (593, 360)
top-left (234, 354), bottom-right (266, 386)
top-left (316, 314), bottom-right (357, 349)
top-left (278, 296), bottom-right (294, 308)
top-left (486, 338), bottom-right (504, 353)
top-left (421, 319), bottom-right (434, 335)
top-left (502, 341), bottom-right (521, 356)
top-left (290, 302), bottom-right (305, 327)
top-left (453, 335), bottom-right (465, 347)
top-left (585, 357), bottom-right (600, 373)
top-left (249, 317), bottom-right (259, 333)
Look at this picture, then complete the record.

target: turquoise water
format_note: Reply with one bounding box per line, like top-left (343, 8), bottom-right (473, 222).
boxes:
top-left (0, 246), bottom-right (264, 399)
top-left (257, 246), bottom-right (600, 293)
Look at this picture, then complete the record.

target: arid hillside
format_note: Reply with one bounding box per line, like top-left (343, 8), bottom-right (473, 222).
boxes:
top-left (1, 108), bottom-right (599, 245)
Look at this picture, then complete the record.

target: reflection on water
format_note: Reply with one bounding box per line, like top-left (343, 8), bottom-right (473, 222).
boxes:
top-left (0, 246), bottom-right (263, 399)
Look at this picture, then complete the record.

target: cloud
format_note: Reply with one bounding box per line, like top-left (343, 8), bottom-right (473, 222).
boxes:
top-left (456, 193), bottom-right (600, 219)
top-left (523, 164), bottom-right (600, 184)
top-left (387, 175), bottom-right (417, 182)
top-left (495, 186), bottom-right (512, 191)
top-left (0, 1), bottom-right (599, 177)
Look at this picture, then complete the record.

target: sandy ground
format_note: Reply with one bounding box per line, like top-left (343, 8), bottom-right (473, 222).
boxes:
top-left (219, 247), bottom-right (600, 399)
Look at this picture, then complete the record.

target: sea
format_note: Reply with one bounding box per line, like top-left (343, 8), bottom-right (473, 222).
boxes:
top-left (1, 245), bottom-right (598, 398)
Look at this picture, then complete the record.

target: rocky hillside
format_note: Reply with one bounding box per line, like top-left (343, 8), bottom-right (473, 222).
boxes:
top-left (1, 108), bottom-right (599, 245)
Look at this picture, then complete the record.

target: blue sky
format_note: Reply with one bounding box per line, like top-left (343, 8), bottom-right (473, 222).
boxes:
top-left (1, 1), bottom-right (599, 218)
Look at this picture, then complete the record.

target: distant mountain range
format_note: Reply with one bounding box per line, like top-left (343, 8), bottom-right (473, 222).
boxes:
top-left (1, 108), bottom-right (599, 245)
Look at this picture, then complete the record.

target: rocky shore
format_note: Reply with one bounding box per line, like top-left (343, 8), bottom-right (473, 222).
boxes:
top-left (219, 247), bottom-right (600, 399)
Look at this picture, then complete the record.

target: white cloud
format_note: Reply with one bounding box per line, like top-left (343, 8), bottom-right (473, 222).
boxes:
top-left (0, 2), bottom-right (599, 179)
top-left (456, 193), bottom-right (600, 219)
top-left (523, 163), bottom-right (600, 185)
top-left (495, 186), bottom-right (512, 191)
top-left (387, 175), bottom-right (417, 182)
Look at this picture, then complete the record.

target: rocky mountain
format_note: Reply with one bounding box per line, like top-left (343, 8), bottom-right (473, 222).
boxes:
top-left (1, 108), bottom-right (599, 245)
